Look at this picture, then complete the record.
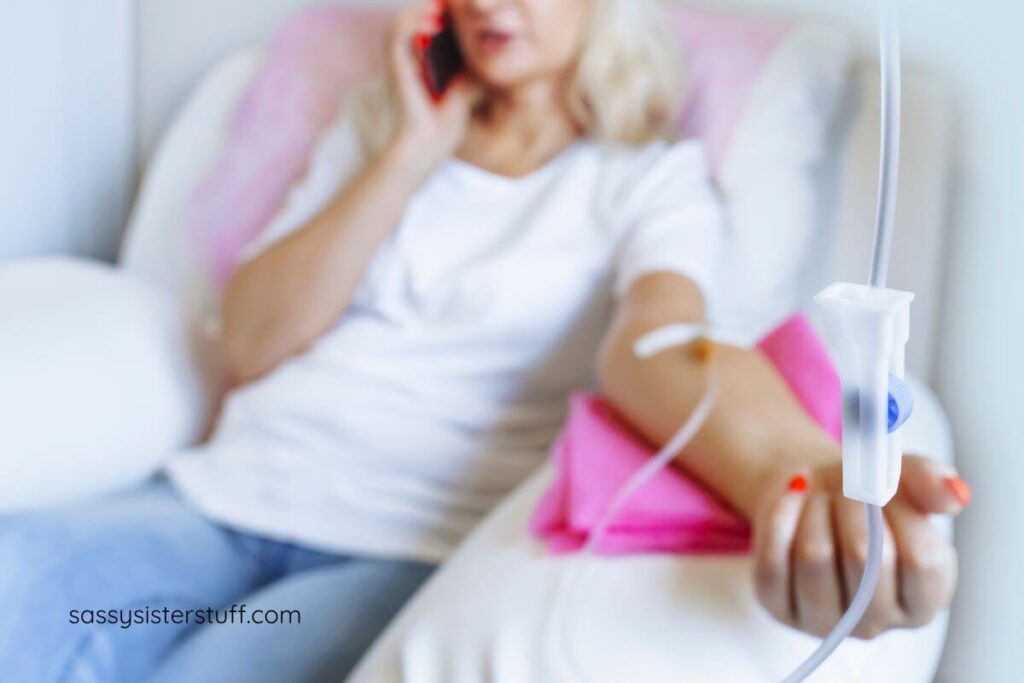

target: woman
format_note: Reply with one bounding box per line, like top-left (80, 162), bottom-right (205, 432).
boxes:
top-left (0, 0), bottom-right (966, 681)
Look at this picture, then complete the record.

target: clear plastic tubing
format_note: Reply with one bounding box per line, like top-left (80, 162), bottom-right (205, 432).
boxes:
top-left (778, 506), bottom-right (884, 682)
top-left (779, 2), bottom-right (902, 679)
top-left (552, 376), bottom-right (721, 682)
top-left (583, 377), bottom-right (720, 555)
top-left (869, 0), bottom-right (902, 290)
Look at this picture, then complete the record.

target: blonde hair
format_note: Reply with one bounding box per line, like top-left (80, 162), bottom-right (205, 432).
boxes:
top-left (351, 0), bottom-right (685, 155)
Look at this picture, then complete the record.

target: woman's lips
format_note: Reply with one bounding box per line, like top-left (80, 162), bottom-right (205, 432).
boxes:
top-left (475, 29), bottom-right (514, 56)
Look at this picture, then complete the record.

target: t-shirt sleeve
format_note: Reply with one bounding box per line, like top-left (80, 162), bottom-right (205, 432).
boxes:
top-left (611, 139), bottom-right (728, 313)
top-left (238, 108), bottom-right (366, 263)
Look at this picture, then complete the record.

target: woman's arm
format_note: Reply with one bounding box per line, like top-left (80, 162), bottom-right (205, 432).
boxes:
top-left (597, 271), bottom-right (838, 518)
top-left (598, 271), bottom-right (966, 638)
top-left (221, 139), bottom-right (430, 384)
top-left (220, 0), bottom-right (479, 385)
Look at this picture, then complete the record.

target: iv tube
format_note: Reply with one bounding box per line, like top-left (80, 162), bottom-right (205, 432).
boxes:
top-left (778, 506), bottom-right (884, 682)
top-left (550, 371), bottom-right (720, 682)
top-left (779, 2), bottom-right (902, 678)
top-left (869, 0), bottom-right (902, 289)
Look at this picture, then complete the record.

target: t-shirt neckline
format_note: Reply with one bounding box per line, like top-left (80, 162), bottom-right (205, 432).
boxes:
top-left (445, 140), bottom-right (588, 187)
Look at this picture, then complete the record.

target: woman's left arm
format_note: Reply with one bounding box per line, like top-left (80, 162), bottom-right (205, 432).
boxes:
top-left (598, 271), bottom-right (966, 639)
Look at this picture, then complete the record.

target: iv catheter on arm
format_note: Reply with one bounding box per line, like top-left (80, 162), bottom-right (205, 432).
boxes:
top-left (555, 2), bottom-right (915, 681)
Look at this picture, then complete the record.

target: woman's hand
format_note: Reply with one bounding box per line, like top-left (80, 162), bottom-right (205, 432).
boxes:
top-left (387, 0), bottom-right (480, 176)
top-left (752, 454), bottom-right (968, 639)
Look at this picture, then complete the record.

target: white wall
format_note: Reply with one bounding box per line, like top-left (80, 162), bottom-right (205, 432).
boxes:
top-left (0, 0), bottom-right (134, 261)
top-left (137, 0), bottom-right (327, 159)
top-left (922, 1), bottom-right (1024, 679)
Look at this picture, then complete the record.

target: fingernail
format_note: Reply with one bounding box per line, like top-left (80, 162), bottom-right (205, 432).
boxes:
top-left (943, 476), bottom-right (972, 507)
top-left (788, 475), bottom-right (808, 493)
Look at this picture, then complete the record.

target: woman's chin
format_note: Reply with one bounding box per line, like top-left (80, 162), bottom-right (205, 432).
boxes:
top-left (466, 57), bottom-right (543, 89)
top-left (471, 69), bottom-right (545, 94)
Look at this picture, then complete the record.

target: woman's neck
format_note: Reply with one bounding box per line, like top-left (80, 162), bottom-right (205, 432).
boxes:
top-left (458, 77), bottom-right (580, 177)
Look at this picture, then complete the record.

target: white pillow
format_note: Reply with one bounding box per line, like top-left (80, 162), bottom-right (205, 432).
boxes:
top-left (0, 258), bottom-right (209, 512)
top-left (348, 377), bottom-right (952, 683)
top-left (715, 24), bottom-right (852, 343)
top-left (119, 49), bottom-right (264, 321)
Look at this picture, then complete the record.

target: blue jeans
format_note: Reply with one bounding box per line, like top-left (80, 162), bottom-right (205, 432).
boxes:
top-left (0, 480), bottom-right (435, 683)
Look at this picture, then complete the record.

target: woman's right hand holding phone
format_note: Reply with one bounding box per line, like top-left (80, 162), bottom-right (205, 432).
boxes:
top-left (223, 2), bottom-right (477, 383)
top-left (388, 0), bottom-right (479, 180)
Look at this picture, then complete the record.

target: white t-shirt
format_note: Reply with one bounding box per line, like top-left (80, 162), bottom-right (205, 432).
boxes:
top-left (166, 113), bottom-right (727, 563)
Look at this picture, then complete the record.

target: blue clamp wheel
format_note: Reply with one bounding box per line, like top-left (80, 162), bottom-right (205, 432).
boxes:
top-left (887, 374), bottom-right (914, 433)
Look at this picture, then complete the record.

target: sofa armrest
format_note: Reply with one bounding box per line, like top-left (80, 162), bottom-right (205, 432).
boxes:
top-left (0, 257), bottom-right (211, 512)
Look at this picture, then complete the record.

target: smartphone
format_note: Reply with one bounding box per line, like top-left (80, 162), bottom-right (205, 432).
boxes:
top-left (419, 11), bottom-right (465, 101)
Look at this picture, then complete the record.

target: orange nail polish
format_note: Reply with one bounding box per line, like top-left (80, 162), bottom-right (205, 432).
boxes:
top-left (788, 475), bottom-right (808, 493)
top-left (943, 476), bottom-right (972, 506)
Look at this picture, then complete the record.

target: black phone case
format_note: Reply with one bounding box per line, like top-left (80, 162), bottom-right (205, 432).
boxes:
top-left (424, 14), bottom-right (464, 98)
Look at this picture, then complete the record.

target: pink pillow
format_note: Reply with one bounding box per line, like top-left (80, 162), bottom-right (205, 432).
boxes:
top-left (529, 314), bottom-right (841, 556)
top-left (188, 6), bottom-right (795, 286)
top-left (671, 8), bottom-right (793, 170)
top-left (190, 7), bottom-right (393, 285)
